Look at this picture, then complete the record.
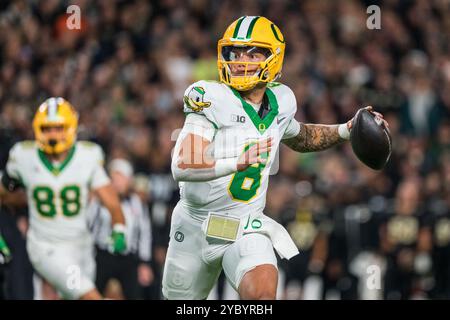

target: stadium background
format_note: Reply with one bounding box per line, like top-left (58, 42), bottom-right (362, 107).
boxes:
top-left (0, 0), bottom-right (449, 299)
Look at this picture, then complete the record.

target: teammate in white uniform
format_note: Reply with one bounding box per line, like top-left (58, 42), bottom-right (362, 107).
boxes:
top-left (0, 98), bottom-right (127, 300)
top-left (162, 16), bottom-right (388, 299)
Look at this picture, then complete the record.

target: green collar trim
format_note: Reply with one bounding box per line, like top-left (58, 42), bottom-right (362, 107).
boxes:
top-left (230, 87), bottom-right (279, 134)
top-left (38, 146), bottom-right (76, 176)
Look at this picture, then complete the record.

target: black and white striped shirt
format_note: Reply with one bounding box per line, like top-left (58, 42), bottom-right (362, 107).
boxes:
top-left (87, 193), bottom-right (152, 263)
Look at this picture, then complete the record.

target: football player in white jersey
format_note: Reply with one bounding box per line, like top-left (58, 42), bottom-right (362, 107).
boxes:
top-left (0, 97), bottom-right (127, 300)
top-left (163, 16), bottom-right (388, 300)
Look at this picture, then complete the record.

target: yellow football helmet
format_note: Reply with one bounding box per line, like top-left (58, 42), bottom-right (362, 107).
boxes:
top-left (32, 97), bottom-right (79, 154)
top-left (218, 16), bottom-right (285, 91)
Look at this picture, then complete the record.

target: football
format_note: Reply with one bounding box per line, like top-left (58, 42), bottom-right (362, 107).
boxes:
top-left (350, 108), bottom-right (392, 170)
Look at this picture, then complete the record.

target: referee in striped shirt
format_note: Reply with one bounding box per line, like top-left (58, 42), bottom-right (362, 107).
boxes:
top-left (88, 159), bottom-right (153, 299)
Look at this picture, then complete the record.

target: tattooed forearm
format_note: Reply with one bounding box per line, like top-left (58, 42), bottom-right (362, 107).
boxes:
top-left (282, 122), bottom-right (346, 152)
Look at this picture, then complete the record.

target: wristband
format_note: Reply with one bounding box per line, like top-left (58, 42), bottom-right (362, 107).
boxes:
top-left (338, 123), bottom-right (351, 140)
top-left (214, 157), bottom-right (238, 177)
top-left (112, 223), bottom-right (126, 233)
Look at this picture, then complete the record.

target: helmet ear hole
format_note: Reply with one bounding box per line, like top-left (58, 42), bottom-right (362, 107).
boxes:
top-left (274, 72), bottom-right (281, 81)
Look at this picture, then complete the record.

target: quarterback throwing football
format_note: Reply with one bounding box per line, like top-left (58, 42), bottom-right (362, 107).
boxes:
top-left (0, 98), bottom-right (127, 300)
top-left (163, 16), bottom-right (388, 300)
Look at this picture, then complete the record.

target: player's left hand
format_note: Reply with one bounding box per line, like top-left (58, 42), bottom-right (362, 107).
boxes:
top-left (347, 106), bottom-right (389, 130)
top-left (110, 224), bottom-right (127, 254)
top-left (0, 234), bottom-right (12, 265)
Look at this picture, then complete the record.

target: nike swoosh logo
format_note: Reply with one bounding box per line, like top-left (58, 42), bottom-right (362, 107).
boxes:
top-left (277, 117), bottom-right (286, 124)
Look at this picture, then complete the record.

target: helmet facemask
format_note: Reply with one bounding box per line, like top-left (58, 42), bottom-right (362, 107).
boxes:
top-left (218, 45), bottom-right (278, 91)
top-left (37, 124), bottom-right (75, 155)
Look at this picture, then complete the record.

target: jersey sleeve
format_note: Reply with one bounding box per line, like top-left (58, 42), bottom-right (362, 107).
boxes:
top-left (183, 113), bottom-right (216, 142)
top-left (171, 112), bottom-right (217, 182)
top-left (183, 81), bottom-right (219, 130)
top-left (280, 85), bottom-right (300, 140)
top-left (89, 145), bottom-right (111, 190)
top-left (5, 144), bottom-right (23, 180)
top-left (282, 118), bottom-right (301, 140)
top-left (2, 144), bottom-right (25, 190)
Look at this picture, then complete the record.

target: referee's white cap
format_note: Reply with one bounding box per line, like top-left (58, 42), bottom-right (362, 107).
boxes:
top-left (108, 158), bottom-right (134, 178)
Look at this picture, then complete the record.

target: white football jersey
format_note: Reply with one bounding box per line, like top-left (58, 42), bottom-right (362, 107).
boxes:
top-left (5, 141), bottom-right (110, 242)
top-left (177, 80), bottom-right (298, 219)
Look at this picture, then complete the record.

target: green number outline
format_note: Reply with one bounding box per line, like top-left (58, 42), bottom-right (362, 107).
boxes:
top-left (32, 185), bottom-right (81, 218)
top-left (33, 185), bottom-right (56, 218)
top-left (227, 142), bottom-right (269, 202)
top-left (60, 185), bottom-right (81, 217)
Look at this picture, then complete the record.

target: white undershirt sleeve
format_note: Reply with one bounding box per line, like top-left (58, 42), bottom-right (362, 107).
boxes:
top-left (282, 118), bottom-right (301, 140)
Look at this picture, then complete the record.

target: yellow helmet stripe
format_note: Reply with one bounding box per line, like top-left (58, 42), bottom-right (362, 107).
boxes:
top-left (233, 16), bottom-right (260, 40)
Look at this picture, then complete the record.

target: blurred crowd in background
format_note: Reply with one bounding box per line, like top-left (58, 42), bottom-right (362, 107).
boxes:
top-left (1, 0), bottom-right (450, 299)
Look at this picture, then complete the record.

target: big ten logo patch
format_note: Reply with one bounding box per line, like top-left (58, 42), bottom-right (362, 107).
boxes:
top-left (231, 114), bottom-right (246, 124)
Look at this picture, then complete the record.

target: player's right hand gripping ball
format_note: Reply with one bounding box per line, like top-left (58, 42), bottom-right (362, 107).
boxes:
top-left (350, 108), bottom-right (392, 170)
top-left (110, 224), bottom-right (127, 254)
